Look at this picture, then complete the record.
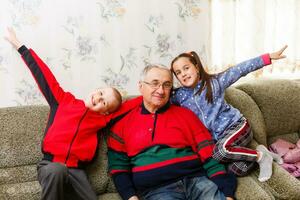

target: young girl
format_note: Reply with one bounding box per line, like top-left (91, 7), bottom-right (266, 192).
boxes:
top-left (170, 46), bottom-right (287, 182)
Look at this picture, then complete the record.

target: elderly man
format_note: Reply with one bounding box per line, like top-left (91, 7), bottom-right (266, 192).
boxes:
top-left (107, 65), bottom-right (236, 200)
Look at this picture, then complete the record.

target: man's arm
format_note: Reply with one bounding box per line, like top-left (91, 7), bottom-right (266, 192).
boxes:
top-left (107, 118), bottom-right (137, 200)
top-left (5, 27), bottom-right (66, 105)
top-left (186, 110), bottom-right (237, 198)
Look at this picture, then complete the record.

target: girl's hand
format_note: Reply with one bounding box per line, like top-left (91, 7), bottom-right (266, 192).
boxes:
top-left (4, 27), bottom-right (22, 49)
top-left (270, 45), bottom-right (288, 60)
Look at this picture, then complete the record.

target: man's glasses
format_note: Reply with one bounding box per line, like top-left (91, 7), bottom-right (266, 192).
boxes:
top-left (143, 81), bottom-right (173, 90)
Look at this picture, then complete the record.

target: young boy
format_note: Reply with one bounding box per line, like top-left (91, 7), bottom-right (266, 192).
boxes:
top-left (5, 28), bottom-right (141, 200)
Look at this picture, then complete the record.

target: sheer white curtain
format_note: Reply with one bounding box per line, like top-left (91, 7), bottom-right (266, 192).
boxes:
top-left (0, 0), bottom-right (298, 107)
top-left (210, 0), bottom-right (300, 79)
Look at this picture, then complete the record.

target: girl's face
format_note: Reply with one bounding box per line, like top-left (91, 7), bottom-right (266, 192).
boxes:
top-left (172, 57), bottom-right (200, 88)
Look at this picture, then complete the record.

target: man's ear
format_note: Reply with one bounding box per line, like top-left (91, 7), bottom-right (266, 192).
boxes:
top-left (138, 81), bottom-right (143, 93)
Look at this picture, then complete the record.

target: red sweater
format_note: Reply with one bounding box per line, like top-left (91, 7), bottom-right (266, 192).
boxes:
top-left (18, 45), bottom-right (141, 168)
top-left (108, 103), bottom-right (236, 199)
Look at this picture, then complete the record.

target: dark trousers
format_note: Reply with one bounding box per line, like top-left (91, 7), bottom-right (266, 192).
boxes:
top-left (37, 160), bottom-right (97, 200)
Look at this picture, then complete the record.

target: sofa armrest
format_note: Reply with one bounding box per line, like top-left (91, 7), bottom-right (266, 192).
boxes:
top-left (225, 87), bottom-right (268, 146)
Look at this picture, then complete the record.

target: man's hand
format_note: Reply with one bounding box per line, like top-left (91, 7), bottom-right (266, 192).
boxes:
top-left (128, 196), bottom-right (139, 200)
top-left (226, 197), bottom-right (234, 200)
top-left (4, 27), bottom-right (22, 49)
top-left (270, 45), bottom-right (288, 60)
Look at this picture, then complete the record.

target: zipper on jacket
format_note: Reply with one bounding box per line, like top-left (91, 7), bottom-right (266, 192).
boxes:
top-left (64, 109), bottom-right (89, 165)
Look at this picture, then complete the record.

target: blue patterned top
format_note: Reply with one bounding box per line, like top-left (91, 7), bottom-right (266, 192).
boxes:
top-left (171, 54), bottom-right (271, 140)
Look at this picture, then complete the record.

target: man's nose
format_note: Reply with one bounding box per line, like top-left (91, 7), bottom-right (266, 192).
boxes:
top-left (156, 85), bottom-right (165, 94)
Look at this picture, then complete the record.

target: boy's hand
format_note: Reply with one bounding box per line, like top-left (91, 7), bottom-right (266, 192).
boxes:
top-left (4, 27), bottom-right (22, 50)
top-left (270, 45), bottom-right (288, 60)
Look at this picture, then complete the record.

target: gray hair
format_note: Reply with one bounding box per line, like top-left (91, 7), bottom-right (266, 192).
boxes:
top-left (140, 64), bottom-right (172, 81)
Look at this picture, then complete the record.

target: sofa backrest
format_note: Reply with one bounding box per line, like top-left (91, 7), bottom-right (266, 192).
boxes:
top-left (0, 106), bottom-right (48, 169)
top-left (225, 87), bottom-right (268, 146)
top-left (236, 79), bottom-right (300, 144)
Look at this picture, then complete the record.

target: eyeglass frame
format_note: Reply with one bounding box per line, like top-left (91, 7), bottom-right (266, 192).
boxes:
top-left (142, 80), bottom-right (173, 90)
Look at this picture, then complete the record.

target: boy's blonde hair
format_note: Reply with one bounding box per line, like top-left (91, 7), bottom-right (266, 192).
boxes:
top-left (109, 87), bottom-right (122, 113)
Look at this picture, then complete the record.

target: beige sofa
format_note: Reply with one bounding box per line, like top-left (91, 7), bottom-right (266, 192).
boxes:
top-left (0, 79), bottom-right (299, 200)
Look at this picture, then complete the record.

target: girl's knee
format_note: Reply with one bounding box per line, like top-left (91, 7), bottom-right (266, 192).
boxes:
top-left (228, 163), bottom-right (254, 176)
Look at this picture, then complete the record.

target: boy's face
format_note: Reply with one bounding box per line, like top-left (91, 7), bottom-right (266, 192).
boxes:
top-left (84, 87), bottom-right (119, 114)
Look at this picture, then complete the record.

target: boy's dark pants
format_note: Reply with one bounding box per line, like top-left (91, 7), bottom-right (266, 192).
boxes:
top-left (37, 160), bottom-right (97, 200)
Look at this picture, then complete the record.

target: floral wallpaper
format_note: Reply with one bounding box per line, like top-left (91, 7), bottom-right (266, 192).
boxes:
top-left (0, 0), bottom-right (299, 107)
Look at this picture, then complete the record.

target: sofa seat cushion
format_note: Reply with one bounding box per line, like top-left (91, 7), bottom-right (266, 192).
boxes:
top-left (0, 182), bottom-right (121, 200)
top-left (98, 193), bottom-right (121, 200)
top-left (248, 162), bottom-right (300, 200)
top-left (235, 176), bottom-right (273, 200)
top-left (0, 165), bottom-right (37, 185)
top-left (86, 140), bottom-right (110, 194)
top-left (0, 181), bottom-right (41, 200)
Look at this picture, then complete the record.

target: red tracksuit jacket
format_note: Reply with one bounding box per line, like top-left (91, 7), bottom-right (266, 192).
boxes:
top-left (18, 45), bottom-right (141, 168)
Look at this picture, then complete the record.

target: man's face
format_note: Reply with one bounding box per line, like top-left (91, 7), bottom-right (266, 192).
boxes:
top-left (139, 67), bottom-right (173, 113)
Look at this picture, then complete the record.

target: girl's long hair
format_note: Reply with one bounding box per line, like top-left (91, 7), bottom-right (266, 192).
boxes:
top-left (170, 51), bottom-right (214, 103)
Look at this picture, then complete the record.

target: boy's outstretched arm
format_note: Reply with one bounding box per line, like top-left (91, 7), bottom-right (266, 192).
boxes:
top-left (4, 27), bottom-right (66, 105)
top-left (4, 27), bottom-right (22, 50)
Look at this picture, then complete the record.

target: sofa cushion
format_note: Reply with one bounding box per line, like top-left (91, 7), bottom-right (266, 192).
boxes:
top-left (237, 79), bottom-right (300, 139)
top-left (249, 162), bottom-right (300, 200)
top-left (0, 181), bottom-right (41, 200)
top-left (0, 106), bottom-right (48, 168)
top-left (0, 165), bottom-right (37, 185)
top-left (98, 193), bottom-right (121, 200)
top-left (235, 176), bottom-right (273, 200)
top-left (86, 139), bottom-right (110, 194)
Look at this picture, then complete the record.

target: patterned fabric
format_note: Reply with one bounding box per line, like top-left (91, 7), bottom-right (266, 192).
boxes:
top-left (212, 117), bottom-right (257, 175)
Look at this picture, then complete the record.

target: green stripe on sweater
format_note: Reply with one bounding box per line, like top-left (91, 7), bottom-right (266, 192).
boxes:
top-left (131, 145), bottom-right (196, 167)
top-left (108, 150), bottom-right (131, 171)
top-left (203, 158), bottom-right (226, 177)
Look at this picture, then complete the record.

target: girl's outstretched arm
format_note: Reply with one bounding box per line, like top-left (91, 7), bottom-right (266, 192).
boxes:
top-left (270, 45), bottom-right (288, 60)
top-left (216, 45), bottom-right (288, 91)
